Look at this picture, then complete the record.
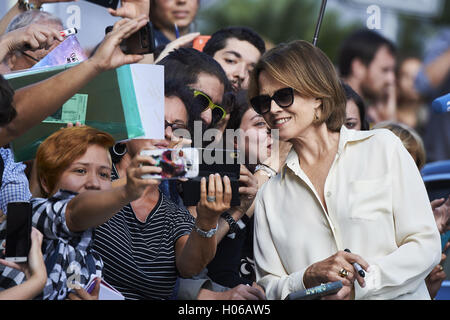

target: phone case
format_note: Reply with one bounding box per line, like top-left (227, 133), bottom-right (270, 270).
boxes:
top-left (192, 36), bottom-right (211, 52)
top-left (85, 0), bottom-right (119, 9)
top-left (140, 148), bottom-right (199, 179)
top-left (284, 281), bottom-right (343, 300)
top-left (181, 148), bottom-right (241, 207)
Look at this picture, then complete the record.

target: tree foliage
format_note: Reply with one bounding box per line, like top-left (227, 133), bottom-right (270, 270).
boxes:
top-left (197, 0), bottom-right (360, 63)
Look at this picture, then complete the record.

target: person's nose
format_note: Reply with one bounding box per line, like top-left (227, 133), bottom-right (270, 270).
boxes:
top-left (84, 171), bottom-right (101, 190)
top-left (165, 125), bottom-right (174, 141)
top-left (233, 63), bottom-right (247, 82)
top-left (269, 99), bottom-right (284, 114)
top-left (200, 108), bottom-right (212, 126)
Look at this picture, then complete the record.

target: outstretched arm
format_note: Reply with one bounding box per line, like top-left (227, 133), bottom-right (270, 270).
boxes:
top-left (0, 15), bottom-right (149, 146)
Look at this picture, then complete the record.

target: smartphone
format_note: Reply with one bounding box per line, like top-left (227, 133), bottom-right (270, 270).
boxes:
top-left (105, 22), bottom-right (155, 55)
top-left (140, 148), bottom-right (199, 179)
top-left (192, 35), bottom-right (211, 52)
top-left (5, 202), bottom-right (32, 263)
top-left (84, 0), bottom-right (119, 9)
top-left (284, 281), bottom-right (343, 300)
top-left (181, 148), bottom-right (241, 207)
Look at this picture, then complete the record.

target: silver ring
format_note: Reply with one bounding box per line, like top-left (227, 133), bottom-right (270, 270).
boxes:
top-left (207, 195), bottom-right (216, 202)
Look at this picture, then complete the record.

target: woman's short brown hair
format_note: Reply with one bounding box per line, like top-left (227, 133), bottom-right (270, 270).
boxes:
top-left (372, 121), bottom-right (426, 170)
top-left (36, 126), bottom-right (115, 197)
top-left (248, 40), bottom-right (346, 132)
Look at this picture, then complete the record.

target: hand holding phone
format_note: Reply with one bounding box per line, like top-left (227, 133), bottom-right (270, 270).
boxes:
top-left (105, 21), bottom-right (155, 55)
top-left (89, 16), bottom-right (149, 72)
top-left (5, 202), bottom-right (32, 263)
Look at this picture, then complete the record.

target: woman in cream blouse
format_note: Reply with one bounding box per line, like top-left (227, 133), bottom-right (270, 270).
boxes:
top-left (248, 40), bottom-right (441, 300)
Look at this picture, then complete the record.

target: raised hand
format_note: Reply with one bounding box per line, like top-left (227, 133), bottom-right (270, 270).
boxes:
top-left (196, 174), bottom-right (232, 226)
top-left (107, 0), bottom-right (150, 19)
top-left (88, 15), bottom-right (148, 73)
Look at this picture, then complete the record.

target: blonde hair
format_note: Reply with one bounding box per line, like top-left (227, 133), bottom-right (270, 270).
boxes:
top-left (248, 40), bottom-right (346, 132)
top-left (373, 121), bottom-right (426, 170)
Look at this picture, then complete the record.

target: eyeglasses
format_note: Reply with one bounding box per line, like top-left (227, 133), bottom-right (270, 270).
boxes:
top-left (165, 120), bottom-right (188, 137)
top-left (193, 90), bottom-right (227, 124)
top-left (250, 87), bottom-right (294, 115)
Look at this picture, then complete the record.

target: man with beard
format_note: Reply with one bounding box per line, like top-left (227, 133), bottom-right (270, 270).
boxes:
top-left (338, 29), bottom-right (397, 125)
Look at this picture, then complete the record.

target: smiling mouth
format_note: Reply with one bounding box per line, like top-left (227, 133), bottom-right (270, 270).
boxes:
top-left (272, 117), bottom-right (291, 127)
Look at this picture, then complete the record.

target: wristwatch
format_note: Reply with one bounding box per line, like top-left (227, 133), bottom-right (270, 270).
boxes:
top-left (254, 164), bottom-right (277, 178)
top-left (193, 223), bottom-right (218, 238)
top-left (221, 211), bottom-right (238, 234)
top-left (18, 0), bottom-right (41, 11)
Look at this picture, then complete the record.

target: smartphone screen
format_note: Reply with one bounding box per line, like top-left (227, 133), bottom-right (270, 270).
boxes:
top-left (84, 0), bottom-right (119, 9)
top-left (140, 148), bottom-right (199, 179)
top-left (5, 202), bottom-right (32, 263)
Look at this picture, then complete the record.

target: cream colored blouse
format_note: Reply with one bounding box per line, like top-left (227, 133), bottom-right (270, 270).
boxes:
top-left (254, 126), bottom-right (441, 300)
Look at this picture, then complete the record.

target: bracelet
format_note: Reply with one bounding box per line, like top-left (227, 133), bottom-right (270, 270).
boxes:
top-left (221, 211), bottom-right (238, 234)
top-left (254, 164), bottom-right (277, 178)
top-left (18, 0), bottom-right (42, 11)
top-left (193, 222), bottom-right (218, 238)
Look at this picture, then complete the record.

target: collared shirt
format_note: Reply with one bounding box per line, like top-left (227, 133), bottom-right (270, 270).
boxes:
top-left (0, 147), bottom-right (31, 214)
top-left (254, 125), bottom-right (441, 300)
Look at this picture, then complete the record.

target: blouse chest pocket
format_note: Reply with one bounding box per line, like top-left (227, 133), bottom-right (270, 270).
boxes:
top-left (348, 175), bottom-right (392, 221)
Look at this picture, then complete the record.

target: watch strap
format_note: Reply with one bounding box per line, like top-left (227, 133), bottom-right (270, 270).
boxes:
top-left (193, 222), bottom-right (218, 238)
top-left (221, 211), bottom-right (238, 234)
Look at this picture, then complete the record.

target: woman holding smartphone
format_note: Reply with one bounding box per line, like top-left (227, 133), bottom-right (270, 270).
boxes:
top-left (248, 40), bottom-right (441, 300)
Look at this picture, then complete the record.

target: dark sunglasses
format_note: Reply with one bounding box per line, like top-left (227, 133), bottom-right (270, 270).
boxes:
top-left (193, 90), bottom-right (227, 124)
top-left (250, 87), bottom-right (294, 115)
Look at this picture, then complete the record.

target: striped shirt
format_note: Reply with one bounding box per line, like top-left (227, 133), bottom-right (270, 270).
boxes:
top-left (0, 190), bottom-right (103, 299)
top-left (92, 166), bottom-right (195, 300)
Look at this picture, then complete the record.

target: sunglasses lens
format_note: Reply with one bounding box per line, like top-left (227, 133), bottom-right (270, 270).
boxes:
top-left (194, 93), bottom-right (211, 112)
top-left (273, 88), bottom-right (294, 107)
top-left (211, 107), bottom-right (225, 125)
top-left (250, 95), bottom-right (271, 115)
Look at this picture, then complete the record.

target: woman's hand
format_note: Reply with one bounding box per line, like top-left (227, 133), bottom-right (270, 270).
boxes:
top-left (124, 152), bottom-right (162, 201)
top-left (154, 32), bottom-right (200, 64)
top-left (88, 16), bottom-right (148, 73)
top-left (196, 174), bottom-right (232, 227)
top-left (107, 0), bottom-right (150, 19)
top-left (232, 165), bottom-right (258, 217)
top-left (67, 278), bottom-right (100, 300)
top-left (431, 196), bottom-right (450, 233)
top-left (0, 23), bottom-right (63, 59)
top-left (425, 253), bottom-right (447, 299)
top-left (303, 250), bottom-right (369, 293)
top-left (0, 227), bottom-right (47, 286)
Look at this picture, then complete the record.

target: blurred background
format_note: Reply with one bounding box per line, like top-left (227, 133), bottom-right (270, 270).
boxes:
top-left (1, 0), bottom-right (449, 62)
